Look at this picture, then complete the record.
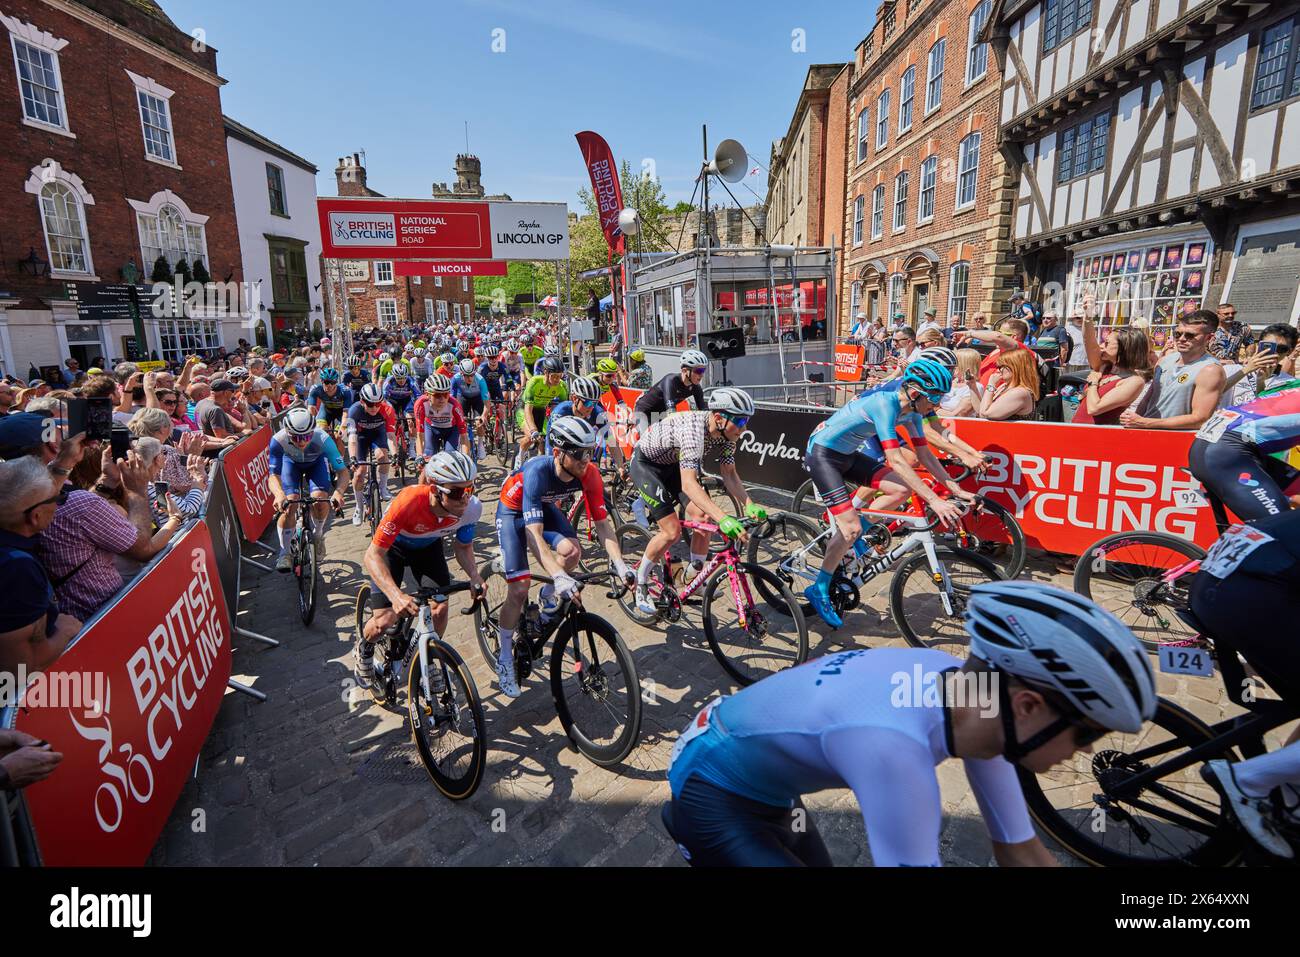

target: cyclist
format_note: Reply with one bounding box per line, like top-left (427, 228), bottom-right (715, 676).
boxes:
top-left (663, 580), bottom-right (1157, 866)
top-left (414, 373), bottom-right (471, 460)
top-left (354, 449), bottom-right (486, 691)
top-left (342, 354), bottom-right (370, 393)
top-left (409, 346), bottom-right (435, 382)
top-left (547, 374), bottom-right (626, 472)
top-left (501, 338), bottom-right (524, 389)
top-left (309, 367), bottom-right (353, 445)
top-left (634, 349), bottom-right (709, 423)
top-left (627, 349), bottom-right (653, 391)
top-left (376, 350), bottom-right (399, 381)
top-left (801, 358), bottom-right (974, 629)
top-left (477, 343), bottom-right (518, 440)
top-left (382, 362), bottom-right (417, 460)
top-left (592, 357), bottom-right (630, 406)
top-left (451, 358), bottom-right (489, 459)
top-left (630, 387), bottom-right (766, 611)
top-left (493, 416), bottom-right (636, 697)
top-left (518, 335), bottom-right (545, 378)
top-left (1189, 379), bottom-right (1300, 521)
top-left (269, 407), bottom-right (350, 569)
top-left (516, 356), bottom-right (569, 462)
top-left (1192, 507), bottom-right (1300, 859)
top-left (434, 350), bottom-right (458, 374)
top-left (347, 382), bottom-right (398, 516)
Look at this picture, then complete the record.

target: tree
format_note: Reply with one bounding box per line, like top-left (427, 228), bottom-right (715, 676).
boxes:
top-left (671, 201), bottom-right (694, 214)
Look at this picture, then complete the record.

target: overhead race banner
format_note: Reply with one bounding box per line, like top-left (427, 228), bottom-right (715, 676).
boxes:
top-left (317, 198), bottom-right (570, 260)
top-left (219, 426), bottom-right (274, 542)
top-left (394, 261), bottom-right (508, 277)
top-left (15, 522), bottom-right (232, 865)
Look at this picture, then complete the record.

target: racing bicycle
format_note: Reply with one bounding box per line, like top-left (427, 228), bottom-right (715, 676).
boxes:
top-left (749, 503), bottom-right (1003, 655)
top-left (473, 568), bottom-right (642, 765)
top-left (352, 449), bottom-right (385, 537)
top-left (353, 581), bottom-right (487, 800)
top-left (789, 459), bottom-right (1027, 580)
top-left (615, 515), bottom-right (807, 685)
top-left (276, 476), bottom-right (331, 626)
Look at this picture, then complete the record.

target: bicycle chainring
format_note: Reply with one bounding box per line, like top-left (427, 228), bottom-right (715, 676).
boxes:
top-left (831, 576), bottom-right (860, 612)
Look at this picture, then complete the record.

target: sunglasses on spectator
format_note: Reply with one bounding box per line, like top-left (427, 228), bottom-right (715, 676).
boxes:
top-left (24, 488), bottom-right (69, 518)
top-left (161, 398), bottom-right (178, 407)
top-left (1173, 329), bottom-right (1205, 340)
top-left (437, 484), bottom-right (474, 500)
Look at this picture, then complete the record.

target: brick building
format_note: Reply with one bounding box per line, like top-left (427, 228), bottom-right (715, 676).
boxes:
top-left (841, 0), bottom-right (1015, 337)
top-left (765, 63), bottom-right (850, 249)
top-left (326, 153), bottom-right (507, 334)
top-left (0, 0), bottom-right (247, 375)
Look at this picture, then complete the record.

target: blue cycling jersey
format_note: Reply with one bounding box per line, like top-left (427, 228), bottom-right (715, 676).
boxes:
top-left (269, 429), bottom-right (347, 471)
top-left (451, 373), bottom-right (489, 405)
top-left (309, 384), bottom-right (353, 417)
top-left (809, 385), bottom-right (935, 456)
top-left (342, 369), bottom-right (370, 392)
top-left (547, 400), bottom-right (607, 431)
top-left (382, 376), bottom-right (415, 414)
top-left (478, 361), bottom-right (518, 400)
top-left (1211, 380), bottom-right (1300, 454)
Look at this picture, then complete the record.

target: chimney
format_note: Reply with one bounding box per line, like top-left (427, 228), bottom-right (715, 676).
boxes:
top-left (335, 153), bottom-right (368, 196)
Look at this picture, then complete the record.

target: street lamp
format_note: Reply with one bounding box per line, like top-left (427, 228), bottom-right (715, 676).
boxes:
top-left (122, 259), bottom-right (147, 362)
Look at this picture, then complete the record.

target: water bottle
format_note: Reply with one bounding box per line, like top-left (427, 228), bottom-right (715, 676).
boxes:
top-left (632, 497), bottom-right (650, 530)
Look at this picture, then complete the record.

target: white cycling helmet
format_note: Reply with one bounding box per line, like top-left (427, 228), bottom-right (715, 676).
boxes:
top-left (283, 406), bottom-right (315, 436)
top-left (916, 346), bottom-right (958, 370)
top-left (391, 362), bottom-right (411, 380)
top-left (543, 345), bottom-right (561, 357)
top-left (227, 365), bottom-right (250, 382)
top-left (424, 373), bottom-right (452, 394)
top-left (458, 358), bottom-right (477, 376)
top-left (966, 580), bottom-right (1157, 739)
top-left (680, 349), bottom-right (709, 369)
top-left (548, 415), bottom-right (598, 452)
top-left (707, 387), bottom-right (756, 417)
top-left (424, 449), bottom-right (477, 487)
top-left (569, 375), bottom-right (601, 403)
top-left (359, 383), bottom-right (382, 403)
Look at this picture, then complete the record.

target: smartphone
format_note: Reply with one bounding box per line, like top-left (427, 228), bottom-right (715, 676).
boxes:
top-left (110, 427), bottom-right (131, 461)
top-left (153, 481), bottom-right (169, 499)
top-left (1258, 341), bottom-right (1279, 357)
top-left (84, 396), bottom-right (113, 442)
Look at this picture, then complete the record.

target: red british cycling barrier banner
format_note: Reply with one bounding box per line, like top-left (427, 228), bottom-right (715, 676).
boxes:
top-left (941, 418), bottom-right (1219, 554)
top-left (600, 386), bottom-right (643, 458)
top-left (219, 425), bottom-right (274, 542)
top-left (14, 521), bottom-right (232, 865)
top-left (834, 344), bottom-right (865, 382)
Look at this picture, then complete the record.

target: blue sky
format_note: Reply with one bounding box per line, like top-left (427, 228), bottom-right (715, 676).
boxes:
top-left (163, 0), bottom-right (868, 211)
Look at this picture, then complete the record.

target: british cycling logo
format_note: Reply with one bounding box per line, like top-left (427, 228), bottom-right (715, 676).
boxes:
top-left (49, 887), bottom-right (151, 937)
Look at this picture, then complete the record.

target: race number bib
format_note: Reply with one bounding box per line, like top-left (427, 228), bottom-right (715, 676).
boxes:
top-left (1196, 409), bottom-right (1241, 443)
top-left (668, 698), bottom-right (724, 770)
top-left (1174, 488), bottom-right (1209, 509)
top-left (1158, 644), bottom-right (1214, 677)
top-left (1202, 524), bottom-right (1274, 579)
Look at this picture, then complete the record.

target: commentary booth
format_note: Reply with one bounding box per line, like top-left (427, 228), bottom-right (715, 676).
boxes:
top-left (628, 245), bottom-right (838, 388)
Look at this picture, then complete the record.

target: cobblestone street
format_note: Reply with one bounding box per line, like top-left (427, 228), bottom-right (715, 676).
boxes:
top-left (146, 475), bottom-right (1258, 868)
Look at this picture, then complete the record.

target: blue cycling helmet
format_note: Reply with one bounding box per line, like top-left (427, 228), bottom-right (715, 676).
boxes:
top-left (900, 358), bottom-right (953, 401)
top-left (319, 366), bottom-right (340, 384)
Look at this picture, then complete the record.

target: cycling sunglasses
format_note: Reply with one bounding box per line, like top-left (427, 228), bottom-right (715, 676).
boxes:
top-left (723, 414), bottom-right (750, 429)
top-left (689, 366), bottom-right (708, 375)
top-left (289, 433), bottom-right (314, 445)
top-left (437, 483), bottom-right (474, 500)
top-left (561, 446), bottom-right (594, 461)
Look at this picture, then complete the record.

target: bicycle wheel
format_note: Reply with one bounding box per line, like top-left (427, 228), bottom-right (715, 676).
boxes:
top-left (354, 584), bottom-right (370, 642)
top-left (890, 547), bottom-right (1002, 656)
top-left (396, 442), bottom-right (409, 487)
top-left (407, 639), bottom-right (487, 801)
top-left (550, 611), bottom-right (642, 765)
top-left (702, 563), bottom-right (809, 686)
top-left (473, 565), bottom-right (509, 669)
top-left (1017, 698), bottom-right (1238, 866)
top-left (939, 497), bottom-right (1027, 580)
top-left (297, 532), bottom-right (317, 626)
top-left (1073, 531), bottom-right (1206, 650)
top-left (368, 481), bottom-right (382, 537)
top-left (611, 523), bottom-right (671, 625)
